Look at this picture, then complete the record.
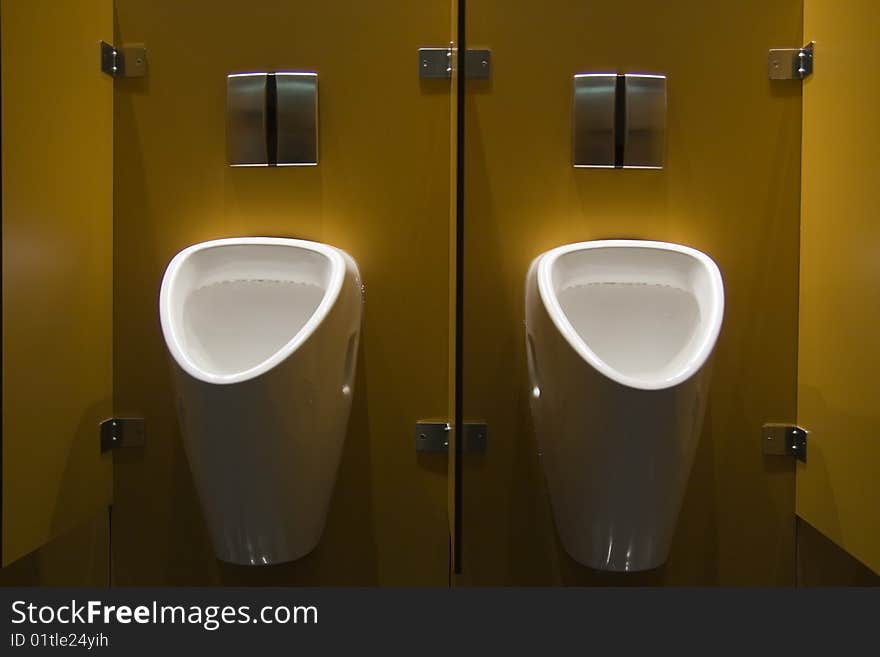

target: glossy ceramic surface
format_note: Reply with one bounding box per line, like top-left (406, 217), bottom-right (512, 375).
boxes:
top-left (160, 237), bottom-right (362, 565)
top-left (525, 240), bottom-right (723, 571)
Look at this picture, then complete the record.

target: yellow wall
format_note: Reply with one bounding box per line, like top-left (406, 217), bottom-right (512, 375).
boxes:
top-left (796, 0), bottom-right (880, 576)
top-left (0, 512), bottom-right (109, 587)
top-left (1, 0), bottom-right (114, 566)
top-left (3, 0), bottom-right (875, 588)
top-left (797, 519), bottom-right (880, 586)
top-left (111, 1), bottom-right (453, 585)
top-left (458, 0), bottom-right (803, 585)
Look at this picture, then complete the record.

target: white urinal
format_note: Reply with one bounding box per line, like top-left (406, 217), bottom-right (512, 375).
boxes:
top-left (159, 237), bottom-right (362, 565)
top-left (525, 240), bottom-right (724, 571)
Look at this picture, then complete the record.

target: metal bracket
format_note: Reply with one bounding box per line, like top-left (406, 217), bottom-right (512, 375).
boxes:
top-left (418, 47), bottom-right (491, 80)
top-left (100, 417), bottom-right (146, 453)
top-left (762, 423), bottom-right (807, 462)
top-left (768, 41), bottom-right (814, 80)
top-left (415, 422), bottom-right (488, 454)
top-left (101, 41), bottom-right (147, 78)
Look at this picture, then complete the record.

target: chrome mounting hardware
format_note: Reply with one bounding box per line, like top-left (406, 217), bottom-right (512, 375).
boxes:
top-left (100, 417), bottom-right (146, 453)
top-left (768, 42), bottom-right (814, 80)
top-left (418, 47), bottom-right (491, 80)
top-left (101, 41), bottom-right (147, 78)
top-left (762, 423), bottom-right (807, 462)
top-left (415, 422), bottom-right (488, 454)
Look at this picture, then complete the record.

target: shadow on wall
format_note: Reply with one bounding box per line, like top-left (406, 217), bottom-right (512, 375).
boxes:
top-left (795, 384), bottom-right (879, 585)
top-left (48, 398), bottom-right (112, 568)
top-left (0, 512), bottom-right (109, 587)
top-left (797, 518), bottom-right (880, 586)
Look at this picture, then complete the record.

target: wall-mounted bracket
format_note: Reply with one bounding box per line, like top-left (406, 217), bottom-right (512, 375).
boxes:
top-left (415, 421), bottom-right (487, 454)
top-left (768, 42), bottom-right (814, 80)
top-left (100, 417), bottom-right (146, 453)
top-left (418, 47), bottom-right (491, 80)
top-left (101, 41), bottom-right (147, 78)
top-left (762, 423), bottom-right (807, 462)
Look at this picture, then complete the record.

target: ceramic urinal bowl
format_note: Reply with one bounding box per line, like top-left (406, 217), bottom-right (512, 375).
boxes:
top-left (525, 240), bottom-right (724, 571)
top-left (159, 237), bottom-right (362, 565)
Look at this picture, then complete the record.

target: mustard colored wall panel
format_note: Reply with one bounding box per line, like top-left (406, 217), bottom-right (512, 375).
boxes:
top-left (1, 0), bottom-right (114, 566)
top-left (797, 519), bottom-right (880, 586)
top-left (458, 0), bottom-right (802, 585)
top-left (112, 1), bottom-right (452, 584)
top-left (797, 0), bottom-right (880, 575)
top-left (0, 511), bottom-right (109, 587)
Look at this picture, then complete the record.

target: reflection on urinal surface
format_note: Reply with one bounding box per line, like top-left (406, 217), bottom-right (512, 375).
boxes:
top-left (159, 237), bottom-right (362, 565)
top-left (525, 240), bottom-right (724, 571)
